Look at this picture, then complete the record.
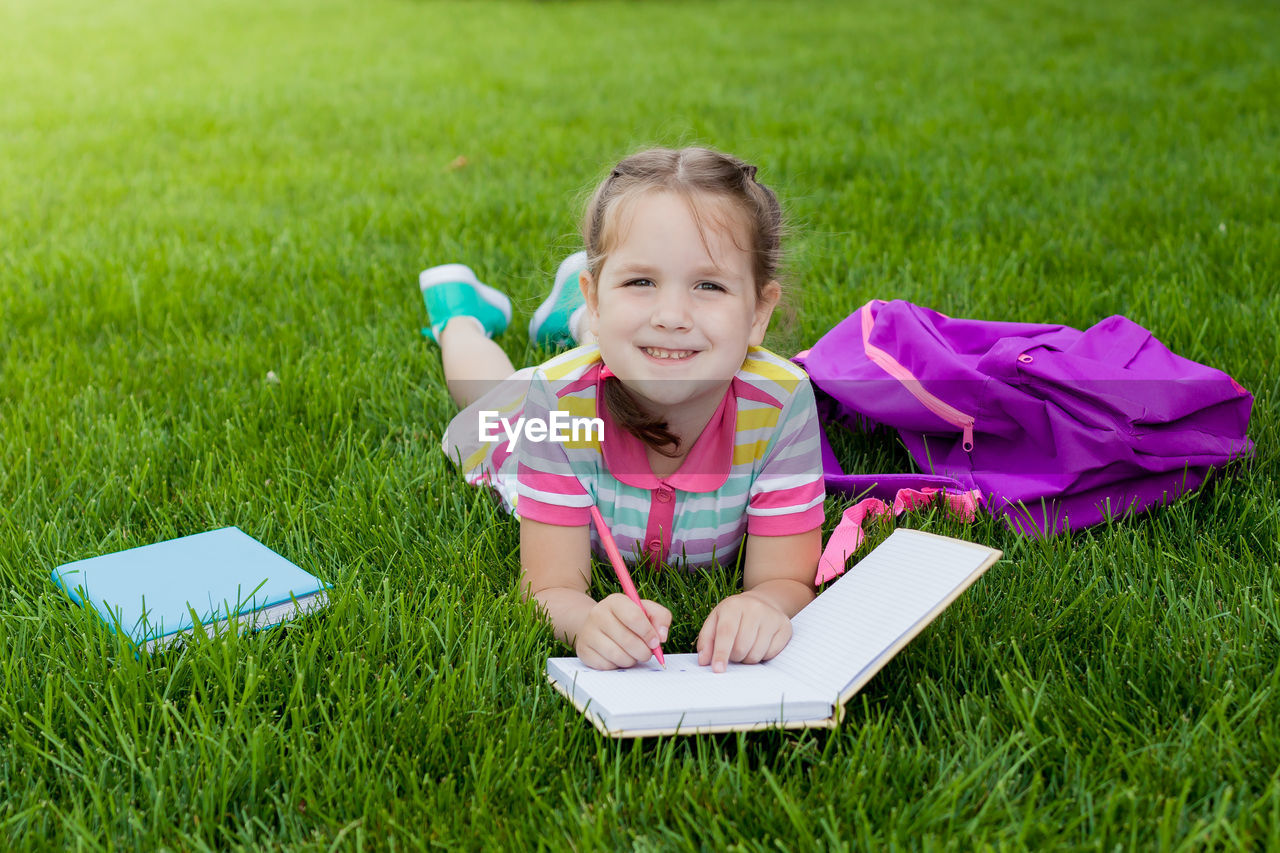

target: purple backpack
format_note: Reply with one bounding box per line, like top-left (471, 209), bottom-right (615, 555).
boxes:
top-left (795, 299), bottom-right (1255, 547)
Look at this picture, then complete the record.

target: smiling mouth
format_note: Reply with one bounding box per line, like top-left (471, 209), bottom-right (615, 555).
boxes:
top-left (641, 346), bottom-right (698, 360)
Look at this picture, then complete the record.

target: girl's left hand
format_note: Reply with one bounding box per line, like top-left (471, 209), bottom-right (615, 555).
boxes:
top-left (696, 593), bottom-right (792, 673)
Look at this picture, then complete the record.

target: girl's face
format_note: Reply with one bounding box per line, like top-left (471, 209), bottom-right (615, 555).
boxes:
top-left (581, 190), bottom-right (780, 417)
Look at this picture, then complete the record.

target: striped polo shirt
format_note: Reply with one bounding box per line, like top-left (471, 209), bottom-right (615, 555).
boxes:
top-left (516, 344), bottom-right (825, 568)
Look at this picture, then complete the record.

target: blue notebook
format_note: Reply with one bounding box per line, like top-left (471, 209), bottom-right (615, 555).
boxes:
top-left (51, 527), bottom-right (330, 651)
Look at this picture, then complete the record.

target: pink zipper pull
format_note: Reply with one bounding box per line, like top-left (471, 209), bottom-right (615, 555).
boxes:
top-left (861, 301), bottom-right (978, 455)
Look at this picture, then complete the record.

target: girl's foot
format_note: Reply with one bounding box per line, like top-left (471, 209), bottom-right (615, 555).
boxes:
top-left (529, 251), bottom-right (588, 348)
top-left (418, 263), bottom-right (512, 344)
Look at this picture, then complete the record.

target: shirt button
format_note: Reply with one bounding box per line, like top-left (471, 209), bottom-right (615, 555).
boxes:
top-left (655, 487), bottom-right (673, 503)
top-left (646, 539), bottom-right (662, 553)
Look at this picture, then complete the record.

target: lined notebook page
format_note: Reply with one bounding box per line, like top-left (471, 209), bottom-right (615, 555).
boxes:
top-left (767, 529), bottom-right (995, 698)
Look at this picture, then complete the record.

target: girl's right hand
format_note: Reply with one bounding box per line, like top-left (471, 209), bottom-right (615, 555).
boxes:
top-left (575, 594), bottom-right (672, 670)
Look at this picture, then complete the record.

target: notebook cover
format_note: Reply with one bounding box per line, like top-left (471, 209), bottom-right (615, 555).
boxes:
top-left (51, 527), bottom-right (327, 645)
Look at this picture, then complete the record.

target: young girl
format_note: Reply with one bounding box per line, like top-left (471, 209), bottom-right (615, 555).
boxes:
top-left (421, 147), bottom-right (824, 672)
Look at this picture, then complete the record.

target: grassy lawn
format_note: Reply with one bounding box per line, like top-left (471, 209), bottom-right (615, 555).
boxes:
top-left (2, 0), bottom-right (1278, 848)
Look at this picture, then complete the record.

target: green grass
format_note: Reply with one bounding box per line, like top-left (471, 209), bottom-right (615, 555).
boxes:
top-left (2, 0), bottom-right (1278, 848)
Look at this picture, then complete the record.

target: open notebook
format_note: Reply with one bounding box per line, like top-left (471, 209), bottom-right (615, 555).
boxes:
top-left (547, 528), bottom-right (1001, 737)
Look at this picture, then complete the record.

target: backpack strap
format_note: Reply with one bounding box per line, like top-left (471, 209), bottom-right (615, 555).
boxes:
top-left (820, 425), bottom-right (967, 500)
top-left (816, 426), bottom-right (981, 583)
top-left (816, 487), bottom-right (983, 583)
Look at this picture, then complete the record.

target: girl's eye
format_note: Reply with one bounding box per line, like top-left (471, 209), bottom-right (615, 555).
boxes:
top-left (696, 281), bottom-right (726, 292)
top-left (624, 278), bottom-right (655, 288)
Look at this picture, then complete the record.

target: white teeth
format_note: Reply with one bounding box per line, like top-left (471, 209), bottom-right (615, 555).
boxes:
top-left (643, 347), bottom-right (694, 360)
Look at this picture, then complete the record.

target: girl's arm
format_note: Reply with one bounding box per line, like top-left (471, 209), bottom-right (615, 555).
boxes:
top-left (696, 526), bottom-right (820, 672)
top-left (520, 517), bottom-right (670, 669)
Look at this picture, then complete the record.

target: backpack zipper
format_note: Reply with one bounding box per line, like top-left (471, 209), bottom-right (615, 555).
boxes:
top-left (861, 302), bottom-right (976, 451)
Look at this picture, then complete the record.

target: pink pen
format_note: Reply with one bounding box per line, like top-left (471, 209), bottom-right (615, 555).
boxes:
top-left (588, 504), bottom-right (666, 669)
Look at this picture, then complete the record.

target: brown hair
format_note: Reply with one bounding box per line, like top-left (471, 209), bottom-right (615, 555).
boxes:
top-left (581, 147), bottom-right (786, 456)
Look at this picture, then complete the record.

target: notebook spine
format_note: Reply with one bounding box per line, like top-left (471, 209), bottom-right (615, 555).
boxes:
top-left (142, 590), bottom-right (330, 652)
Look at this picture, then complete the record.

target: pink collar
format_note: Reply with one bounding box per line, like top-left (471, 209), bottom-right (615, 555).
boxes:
top-left (594, 364), bottom-right (737, 492)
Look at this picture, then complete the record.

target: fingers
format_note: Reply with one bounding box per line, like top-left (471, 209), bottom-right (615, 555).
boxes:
top-left (640, 599), bottom-right (671, 644)
top-left (605, 605), bottom-right (659, 661)
top-left (582, 594), bottom-right (795, 673)
top-left (698, 604), bottom-right (738, 671)
top-left (722, 611), bottom-right (759, 669)
top-left (696, 597), bottom-right (793, 672)
top-left (578, 632), bottom-right (642, 670)
top-left (751, 620), bottom-right (792, 664)
top-left (696, 609), bottom-right (718, 668)
top-left (739, 621), bottom-right (770, 664)
top-left (696, 608), bottom-right (748, 671)
top-left (612, 595), bottom-right (664, 650)
top-left (579, 595), bottom-right (664, 670)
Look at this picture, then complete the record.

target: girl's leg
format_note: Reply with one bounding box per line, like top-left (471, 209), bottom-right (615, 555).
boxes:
top-left (419, 263), bottom-right (515, 408)
top-left (439, 317), bottom-right (517, 409)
